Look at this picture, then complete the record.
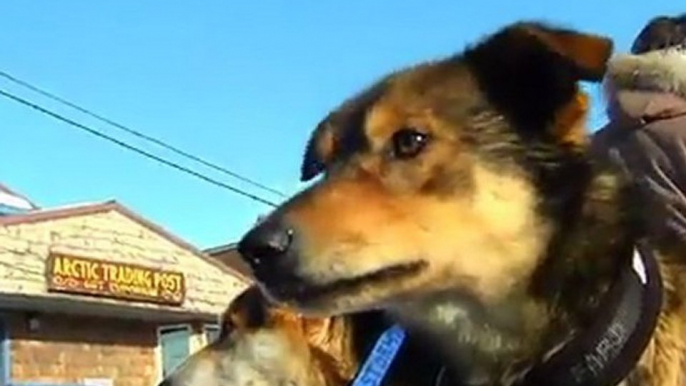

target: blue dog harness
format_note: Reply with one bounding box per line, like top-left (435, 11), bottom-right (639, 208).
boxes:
top-left (349, 324), bottom-right (406, 386)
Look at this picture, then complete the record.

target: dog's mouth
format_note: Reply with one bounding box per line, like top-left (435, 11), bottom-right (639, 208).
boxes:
top-left (262, 260), bottom-right (428, 306)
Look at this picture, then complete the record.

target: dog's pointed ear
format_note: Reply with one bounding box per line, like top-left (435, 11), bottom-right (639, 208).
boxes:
top-left (222, 286), bottom-right (268, 334)
top-left (301, 83), bottom-right (386, 181)
top-left (521, 23), bottom-right (613, 82)
top-left (464, 22), bottom-right (613, 135)
top-left (301, 117), bottom-right (337, 182)
top-left (300, 98), bottom-right (370, 182)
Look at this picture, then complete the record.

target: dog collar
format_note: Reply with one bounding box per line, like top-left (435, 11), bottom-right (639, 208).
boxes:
top-left (354, 245), bottom-right (661, 386)
top-left (514, 244), bottom-right (663, 386)
top-left (431, 245), bottom-right (662, 386)
top-left (349, 324), bottom-right (406, 386)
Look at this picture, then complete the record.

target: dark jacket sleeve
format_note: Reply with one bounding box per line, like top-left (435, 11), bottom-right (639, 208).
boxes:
top-left (592, 118), bottom-right (686, 241)
top-left (634, 123), bottom-right (686, 241)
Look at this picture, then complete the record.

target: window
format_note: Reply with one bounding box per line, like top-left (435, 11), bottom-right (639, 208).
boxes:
top-left (0, 318), bottom-right (8, 386)
top-left (203, 324), bottom-right (220, 344)
top-left (158, 325), bottom-right (191, 378)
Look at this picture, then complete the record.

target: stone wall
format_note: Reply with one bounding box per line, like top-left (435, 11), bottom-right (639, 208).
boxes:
top-left (0, 203), bottom-right (249, 317)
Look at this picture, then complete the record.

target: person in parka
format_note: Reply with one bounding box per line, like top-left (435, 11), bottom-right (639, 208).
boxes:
top-left (592, 14), bottom-right (686, 242)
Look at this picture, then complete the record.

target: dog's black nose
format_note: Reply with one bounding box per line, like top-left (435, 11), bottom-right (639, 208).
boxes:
top-left (238, 219), bottom-right (294, 270)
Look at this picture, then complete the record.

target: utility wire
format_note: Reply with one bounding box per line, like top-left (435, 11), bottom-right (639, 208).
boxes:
top-left (0, 70), bottom-right (286, 198)
top-left (0, 88), bottom-right (278, 208)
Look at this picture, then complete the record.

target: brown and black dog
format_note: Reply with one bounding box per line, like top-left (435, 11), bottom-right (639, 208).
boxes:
top-left (160, 286), bottom-right (443, 386)
top-left (238, 21), bottom-right (686, 386)
top-left (159, 286), bottom-right (356, 386)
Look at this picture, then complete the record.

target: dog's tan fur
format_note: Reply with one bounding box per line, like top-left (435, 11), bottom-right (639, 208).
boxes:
top-left (160, 286), bottom-right (446, 386)
top-left (238, 21), bottom-right (686, 386)
top-left (160, 286), bottom-right (357, 386)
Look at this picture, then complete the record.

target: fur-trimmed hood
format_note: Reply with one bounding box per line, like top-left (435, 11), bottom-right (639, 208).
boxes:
top-left (605, 49), bottom-right (686, 98)
top-left (603, 49), bottom-right (686, 122)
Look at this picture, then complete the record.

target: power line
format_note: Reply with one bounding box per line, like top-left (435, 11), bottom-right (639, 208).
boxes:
top-left (0, 70), bottom-right (286, 198)
top-left (0, 88), bottom-right (278, 208)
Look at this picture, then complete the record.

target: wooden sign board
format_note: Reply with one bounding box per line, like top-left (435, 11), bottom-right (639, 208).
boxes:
top-left (46, 254), bottom-right (185, 306)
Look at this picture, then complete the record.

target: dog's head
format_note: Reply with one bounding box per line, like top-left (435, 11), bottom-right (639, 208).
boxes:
top-left (159, 286), bottom-right (355, 386)
top-left (238, 22), bottom-right (613, 315)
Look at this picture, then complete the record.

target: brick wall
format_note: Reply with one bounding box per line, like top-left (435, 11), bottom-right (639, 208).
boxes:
top-left (6, 311), bottom-right (158, 386)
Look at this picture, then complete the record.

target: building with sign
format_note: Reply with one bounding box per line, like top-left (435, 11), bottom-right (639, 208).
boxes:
top-left (0, 192), bottom-right (249, 386)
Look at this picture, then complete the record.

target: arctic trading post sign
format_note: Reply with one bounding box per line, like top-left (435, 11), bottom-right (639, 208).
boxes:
top-left (46, 253), bottom-right (186, 306)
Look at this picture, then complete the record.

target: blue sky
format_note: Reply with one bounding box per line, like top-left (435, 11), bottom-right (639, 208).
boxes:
top-left (0, 1), bottom-right (682, 249)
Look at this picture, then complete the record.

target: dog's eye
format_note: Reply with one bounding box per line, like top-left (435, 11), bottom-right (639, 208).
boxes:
top-left (391, 128), bottom-right (429, 159)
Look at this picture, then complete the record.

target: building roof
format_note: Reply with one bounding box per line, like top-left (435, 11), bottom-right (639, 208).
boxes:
top-left (0, 199), bottom-right (251, 283)
top-left (205, 243), bottom-right (254, 280)
top-left (0, 183), bottom-right (38, 210)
